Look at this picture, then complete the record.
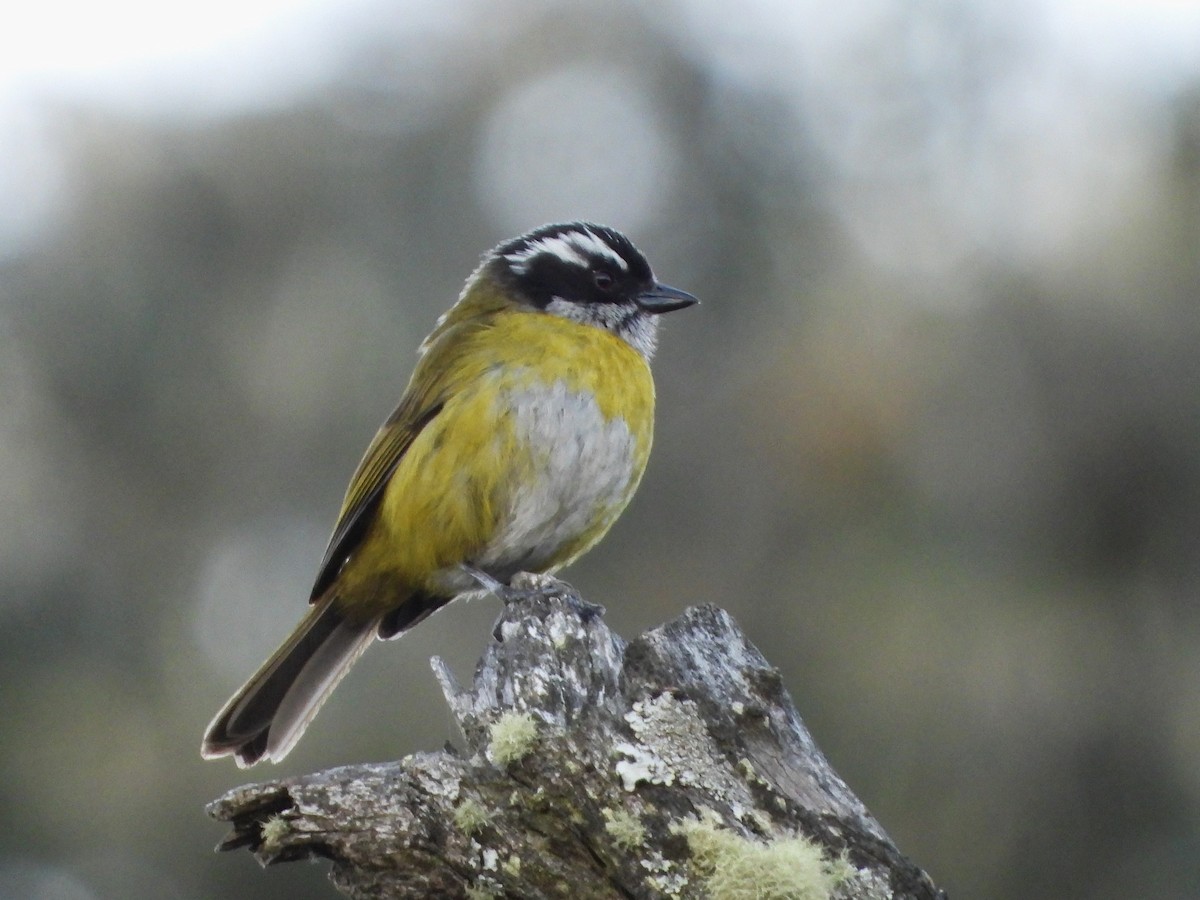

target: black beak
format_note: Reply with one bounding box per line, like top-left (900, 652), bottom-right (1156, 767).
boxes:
top-left (636, 283), bottom-right (699, 314)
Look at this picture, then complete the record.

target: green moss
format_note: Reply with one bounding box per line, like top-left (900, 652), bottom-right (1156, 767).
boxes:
top-left (736, 758), bottom-right (762, 783)
top-left (488, 711), bottom-right (539, 766)
top-left (603, 808), bottom-right (646, 851)
top-left (453, 798), bottom-right (490, 836)
top-left (684, 819), bottom-right (846, 900)
top-left (501, 854), bottom-right (521, 877)
top-left (259, 814), bottom-right (288, 854)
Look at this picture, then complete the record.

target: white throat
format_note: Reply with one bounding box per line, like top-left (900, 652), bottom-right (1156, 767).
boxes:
top-left (544, 298), bottom-right (659, 360)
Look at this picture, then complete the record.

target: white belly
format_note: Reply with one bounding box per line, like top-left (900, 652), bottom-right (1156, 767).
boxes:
top-left (477, 378), bottom-right (640, 576)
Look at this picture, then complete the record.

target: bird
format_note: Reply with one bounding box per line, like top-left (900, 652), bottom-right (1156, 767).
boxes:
top-left (201, 222), bottom-right (697, 767)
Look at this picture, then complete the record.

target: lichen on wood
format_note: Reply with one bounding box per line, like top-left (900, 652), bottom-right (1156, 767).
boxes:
top-left (207, 574), bottom-right (945, 899)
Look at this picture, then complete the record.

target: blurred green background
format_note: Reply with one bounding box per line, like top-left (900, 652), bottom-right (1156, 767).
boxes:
top-left (3, 1), bottom-right (1200, 898)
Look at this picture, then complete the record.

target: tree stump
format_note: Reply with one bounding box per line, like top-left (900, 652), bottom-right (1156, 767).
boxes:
top-left (207, 574), bottom-right (945, 899)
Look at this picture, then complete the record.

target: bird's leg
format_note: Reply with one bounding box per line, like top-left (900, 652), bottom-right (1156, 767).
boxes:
top-left (460, 565), bottom-right (547, 606)
top-left (460, 564), bottom-right (510, 598)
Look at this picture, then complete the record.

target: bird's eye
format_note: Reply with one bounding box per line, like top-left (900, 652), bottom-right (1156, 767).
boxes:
top-left (593, 271), bottom-right (615, 291)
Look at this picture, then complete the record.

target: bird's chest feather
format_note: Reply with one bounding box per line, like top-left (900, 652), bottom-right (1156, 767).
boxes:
top-left (477, 374), bottom-right (652, 573)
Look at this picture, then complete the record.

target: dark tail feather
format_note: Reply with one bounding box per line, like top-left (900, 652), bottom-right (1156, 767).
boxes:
top-left (377, 590), bottom-right (446, 640)
top-left (201, 599), bottom-right (378, 767)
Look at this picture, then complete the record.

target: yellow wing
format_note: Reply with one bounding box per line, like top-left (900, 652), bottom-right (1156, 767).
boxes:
top-left (307, 307), bottom-right (497, 602)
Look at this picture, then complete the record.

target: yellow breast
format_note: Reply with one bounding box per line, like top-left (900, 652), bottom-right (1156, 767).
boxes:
top-left (340, 309), bottom-right (656, 607)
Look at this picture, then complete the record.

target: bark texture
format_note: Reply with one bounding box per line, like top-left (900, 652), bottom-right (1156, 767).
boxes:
top-left (207, 574), bottom-right (946, 899)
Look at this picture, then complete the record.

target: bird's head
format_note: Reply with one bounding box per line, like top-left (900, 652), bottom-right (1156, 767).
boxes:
top-left (481, 222), bottom-right (697, 359)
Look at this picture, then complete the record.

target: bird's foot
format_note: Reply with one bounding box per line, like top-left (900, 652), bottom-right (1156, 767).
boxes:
top-left (511, 572), bottom-right (606, 620)
top-left (461, 567), bottom-right (605, 619)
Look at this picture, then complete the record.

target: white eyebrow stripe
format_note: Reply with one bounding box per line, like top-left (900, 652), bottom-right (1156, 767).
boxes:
top-left (574, 228), bottom-right (628, 271)
top-left (505, 235), bottom-right (588, 273)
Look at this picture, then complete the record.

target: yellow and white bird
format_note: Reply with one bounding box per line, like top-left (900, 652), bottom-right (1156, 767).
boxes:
top-left (201, 222), bottom-right (696, 766)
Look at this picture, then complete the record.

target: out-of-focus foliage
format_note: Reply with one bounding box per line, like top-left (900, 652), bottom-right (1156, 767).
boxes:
top-left (2, 2), bottom-right (1199, 899)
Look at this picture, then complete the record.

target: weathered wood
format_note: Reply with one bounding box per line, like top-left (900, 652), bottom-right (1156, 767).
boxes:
top-left (207, 574), bottom-right (945, 899)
